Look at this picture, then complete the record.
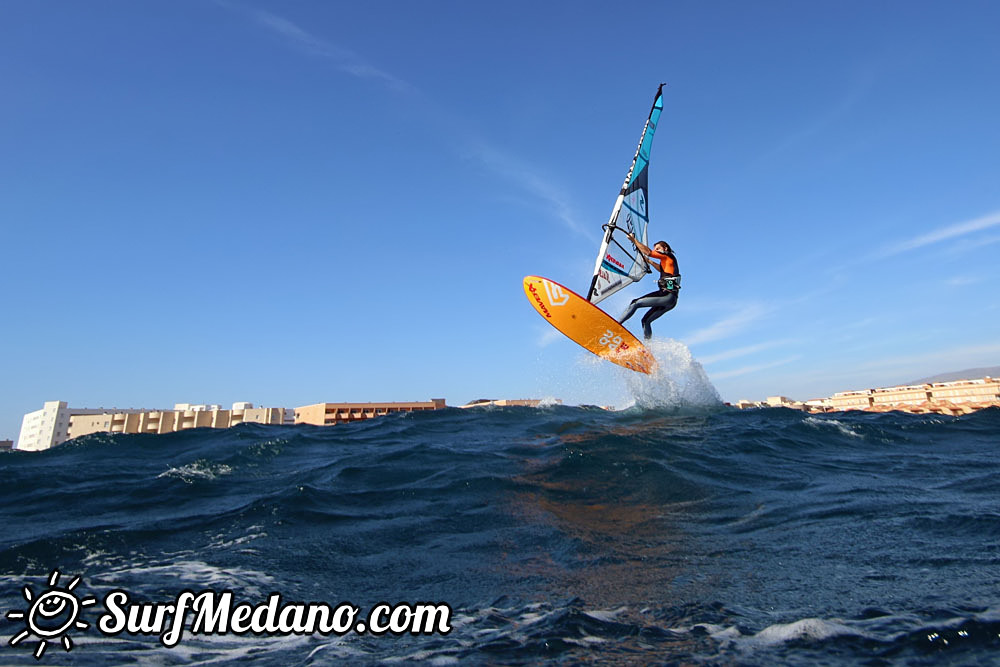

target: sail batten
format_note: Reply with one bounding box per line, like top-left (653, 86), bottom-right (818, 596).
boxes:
top-left (587, 85), bottom-right (664, 304)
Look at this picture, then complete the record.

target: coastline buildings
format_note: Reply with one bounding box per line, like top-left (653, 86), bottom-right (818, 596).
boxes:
top-left (826, 377), bottom-right (1000, 414)
top-left (733, 396), bottom-right (812, 410)
top-left (294, 400), bottom-right (447, 425)
top-left (65, 403), bottom-right (294, 441)
top-left (14, 399), bottom-right (453, 451)
top-left (458, 399), bottom-right (562, 408)
top-left (736, 376), bottom-right (1000, 415)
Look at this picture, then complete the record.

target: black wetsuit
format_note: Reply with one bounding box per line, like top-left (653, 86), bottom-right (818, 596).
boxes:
top-left (618, 251), bottom-right (680, 340)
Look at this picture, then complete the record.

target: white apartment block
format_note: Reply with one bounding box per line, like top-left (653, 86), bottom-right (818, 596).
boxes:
top-left (15, 401), bottom-right (144, 451)
top-left (16, 401), bottom-right (292, 451)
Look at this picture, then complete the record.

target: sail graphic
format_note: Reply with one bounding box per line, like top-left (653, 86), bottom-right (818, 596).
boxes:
top-left (587, 85), bottom-right (664, 304)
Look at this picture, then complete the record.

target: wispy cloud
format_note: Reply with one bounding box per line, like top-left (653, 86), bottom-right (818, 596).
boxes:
top-left (221, 3), bottom-right (586, 237)
top-left (220, 2), bottom-right (411, 91)
top-left (710, 355), bottom-right (801, 380)
top-left (851, 341), bottom-right (1000, 383)
top-left (698, 338), bottom-right (795, 365)
top-left (752, 71), bottom-right (877, 166)
top-left (684, 303), bottom-right (770, 346)
top-left (944, 231), bottom-right (1000, 257)
top-left (945, 275), bottom-right (983, 287)
top-left (876, 209), bottom-right (1000, 258)
top-left (466, 140), bottom-right (590, 238)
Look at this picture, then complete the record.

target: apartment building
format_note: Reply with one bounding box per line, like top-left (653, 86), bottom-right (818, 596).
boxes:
top-left (871, 385), bottom-right (931, 408)
top-left (828, 377), bottom-right (1000, 413)
top-left (829, 390), bottom-right (874, 411)
top-left (294, 399), bottom-right (447, 425)
top-left (929, 377), bottom-right (1000, 403)
top-left (458, 399), bottom-right (561, 408)
top-left (16, 401), bottom-right (149, 451)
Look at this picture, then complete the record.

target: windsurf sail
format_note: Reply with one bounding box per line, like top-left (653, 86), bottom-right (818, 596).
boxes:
top-left (587, 84), bottom-right (665, 304)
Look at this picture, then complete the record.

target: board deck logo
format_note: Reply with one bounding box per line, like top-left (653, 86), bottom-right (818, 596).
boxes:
top-left (598, 329), bottom-right (629, 354)
top-left (541, 280), bottom-right (569, 306)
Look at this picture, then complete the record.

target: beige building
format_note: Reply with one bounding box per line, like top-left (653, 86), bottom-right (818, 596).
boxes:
top-left (294, 399), bottom-right (448, 425)
top-left (871, 384), bottom-right (931, 408)
top-left (737, 376), bottom-right (1000, 415)
top-left (67, 403), bottom-right (291, 439)
top-left (766, 395), bottom-right (802, 408)
top-left (828, 390), bottom-right (874, 411)
top-left (827, 377), bottom-right (1000, 414)
top-left (458, 398), bottom-right (561, 408)
top-left (929, 377), bottom-right (1000, 404)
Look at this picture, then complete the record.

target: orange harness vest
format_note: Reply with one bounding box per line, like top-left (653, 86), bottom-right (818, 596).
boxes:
top-left (647, 249), bottom-right (680, 291)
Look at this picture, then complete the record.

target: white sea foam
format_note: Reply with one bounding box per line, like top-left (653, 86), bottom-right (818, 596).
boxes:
top-left (207, 524), bottom-right (268, 551)
top-left (93, 632), bottom-right (325, 665)
top-left (582, 607), bottom-right (628, 622)
top-left (694, 616), bottom-right (865, 650)
top-left (97, 559), bottom-right (276, 598)
top-left (744, 617), bottom-right (858, 646)
top-left (804, 416), bottom-right (863, 439)
top-left (157, 461), bottom-right (233, 483)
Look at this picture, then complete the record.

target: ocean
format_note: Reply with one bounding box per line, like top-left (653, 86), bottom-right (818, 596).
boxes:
top-left (2, 350), bottom-right (999, 664)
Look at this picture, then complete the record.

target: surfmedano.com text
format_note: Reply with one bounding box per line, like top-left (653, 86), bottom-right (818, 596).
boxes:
top-left (98, 590), bottom-right (452, 647)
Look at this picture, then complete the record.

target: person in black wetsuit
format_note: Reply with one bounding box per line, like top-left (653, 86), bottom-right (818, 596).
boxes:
top-left (617, 232), bottom-right (681, 340)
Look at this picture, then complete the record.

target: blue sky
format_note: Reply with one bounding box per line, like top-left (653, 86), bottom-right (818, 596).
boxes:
top-left (3, 0), bottom-right (999, 437)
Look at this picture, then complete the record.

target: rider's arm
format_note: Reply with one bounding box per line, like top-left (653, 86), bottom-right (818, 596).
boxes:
top-left (625, 232), bottom-right (651, 257)
top-left (626, 233), bottom-right (674, 272)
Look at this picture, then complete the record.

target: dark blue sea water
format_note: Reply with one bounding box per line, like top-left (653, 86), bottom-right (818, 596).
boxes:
top-left (1, 405), bottom-right (999, 664)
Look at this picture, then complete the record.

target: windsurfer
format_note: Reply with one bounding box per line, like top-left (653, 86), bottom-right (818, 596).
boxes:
top-left (617, 232), bottom-right (680, 340)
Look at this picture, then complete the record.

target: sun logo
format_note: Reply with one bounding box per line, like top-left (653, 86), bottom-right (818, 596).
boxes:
top-left (6, 570), bottom-right (96, 659)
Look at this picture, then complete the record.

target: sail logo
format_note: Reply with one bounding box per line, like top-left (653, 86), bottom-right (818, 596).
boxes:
top-left (542, 281), bottom-right (569, 307)
top-left (605, 254), bottom-right (626, 270)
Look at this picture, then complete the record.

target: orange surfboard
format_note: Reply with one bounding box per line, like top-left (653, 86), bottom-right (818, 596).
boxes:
top-left (523, 275), bottom-right (657, 374)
